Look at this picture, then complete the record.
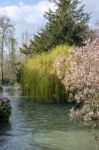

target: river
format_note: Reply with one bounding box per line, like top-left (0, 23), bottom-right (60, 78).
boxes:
top-left (0, 86), bottom-right (99, 150)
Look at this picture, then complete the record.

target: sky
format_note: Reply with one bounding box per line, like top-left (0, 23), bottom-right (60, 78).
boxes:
top-left (0, 0), bottom-right (98, 42)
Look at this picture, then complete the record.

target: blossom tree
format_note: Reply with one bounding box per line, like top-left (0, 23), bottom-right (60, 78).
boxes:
top-left (54, 39), bottom-right (99, 144)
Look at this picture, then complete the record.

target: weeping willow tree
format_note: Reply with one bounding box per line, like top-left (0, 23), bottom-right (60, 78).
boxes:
top-left (21, 45), bottom-right (71, 103)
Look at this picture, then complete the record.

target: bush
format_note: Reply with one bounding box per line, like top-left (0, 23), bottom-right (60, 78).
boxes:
top-left (54, 39), bottom-right (99, 125)
top-left (0, 97), bottom-right (11, 122)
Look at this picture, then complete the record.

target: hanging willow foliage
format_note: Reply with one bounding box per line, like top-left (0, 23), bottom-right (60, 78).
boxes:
top-left (21, 45), bottom-right (73, 103)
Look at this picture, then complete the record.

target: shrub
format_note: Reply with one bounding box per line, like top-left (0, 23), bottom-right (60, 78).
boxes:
top-left (54, 39), bottom-right (99, 125)
top-left (0, 97), bottom-right (11, 122)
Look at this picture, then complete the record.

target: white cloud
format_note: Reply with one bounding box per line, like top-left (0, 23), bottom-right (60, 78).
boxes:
top-left (0, 0), bottom-right (98, 42)
top-left (0, 0), bottom-right (55, 42)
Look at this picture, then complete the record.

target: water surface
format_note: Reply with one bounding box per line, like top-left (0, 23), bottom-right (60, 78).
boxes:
top-left (0, 86), bottom-right (98, 150)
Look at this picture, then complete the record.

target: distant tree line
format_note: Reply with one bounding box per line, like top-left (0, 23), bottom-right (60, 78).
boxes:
top-left (0, 15), bottom-right (20, 85)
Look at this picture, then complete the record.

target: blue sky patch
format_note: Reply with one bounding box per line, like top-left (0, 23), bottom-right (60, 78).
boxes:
top-left (0, 0), bottom-right (98, 42)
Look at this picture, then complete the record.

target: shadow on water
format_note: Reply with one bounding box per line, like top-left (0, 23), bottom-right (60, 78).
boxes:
top-left (0, 122), bottom-right (12, 135)
top-left (0, 86), bottom-right (99, 150)
top-left (0, 122), bottom-right (12, 145)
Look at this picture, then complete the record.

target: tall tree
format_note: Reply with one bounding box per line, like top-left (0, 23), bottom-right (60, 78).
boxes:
top-left (21, 0), bottom-right (90, 55)
top-left (46, 0), bottom-right (89, 45)
top-left (0, 16), bottom-right (14, 84)
top-left (20, 31), bottom-right (33, 55)
top-left (9, 35), bottom-right (17, 84)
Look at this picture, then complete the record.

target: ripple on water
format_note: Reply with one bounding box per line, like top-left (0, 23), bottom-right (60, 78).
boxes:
top-left (0, 86), bottom-right (99, 150)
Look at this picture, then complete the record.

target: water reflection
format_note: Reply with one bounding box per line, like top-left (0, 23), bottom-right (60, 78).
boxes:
top-left (0, 122), bottom-right (12, 144)
top-left (0, 122), bottom-right (12, 135)
top-left (0, 86), bottom-right (99, 150)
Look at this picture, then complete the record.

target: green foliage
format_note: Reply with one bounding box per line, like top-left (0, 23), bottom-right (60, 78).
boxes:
top-left (21, 0), bottom-right (89, 55)
top-left (21, 45), bottom-right (70, 103)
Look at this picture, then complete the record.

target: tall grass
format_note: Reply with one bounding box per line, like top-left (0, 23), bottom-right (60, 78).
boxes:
top-left (21, 45), bottom-right (70, 103)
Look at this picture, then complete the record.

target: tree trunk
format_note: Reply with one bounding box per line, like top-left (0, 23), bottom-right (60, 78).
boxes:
top-left (1, 37), bottom-right (4, 85)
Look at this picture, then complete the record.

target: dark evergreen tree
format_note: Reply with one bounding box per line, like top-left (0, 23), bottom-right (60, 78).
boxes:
top-left (21, 0), bottom-right (90, 55)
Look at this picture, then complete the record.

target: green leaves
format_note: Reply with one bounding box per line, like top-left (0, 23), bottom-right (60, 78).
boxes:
top-left (21, 45), bottom-right (69, 103)
top-left (21, 0), bottom-right (89, 55)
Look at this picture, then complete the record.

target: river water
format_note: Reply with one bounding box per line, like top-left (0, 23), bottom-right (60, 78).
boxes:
top-left (0, 86), bottom-right (99, 150)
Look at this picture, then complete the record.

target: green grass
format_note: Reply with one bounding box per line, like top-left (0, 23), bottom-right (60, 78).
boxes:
top-left (21, 45), bottom-right (71, 103)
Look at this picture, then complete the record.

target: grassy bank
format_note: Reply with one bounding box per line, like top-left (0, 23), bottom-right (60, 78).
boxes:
top-left (21, 45), bottom-right (71, 103)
